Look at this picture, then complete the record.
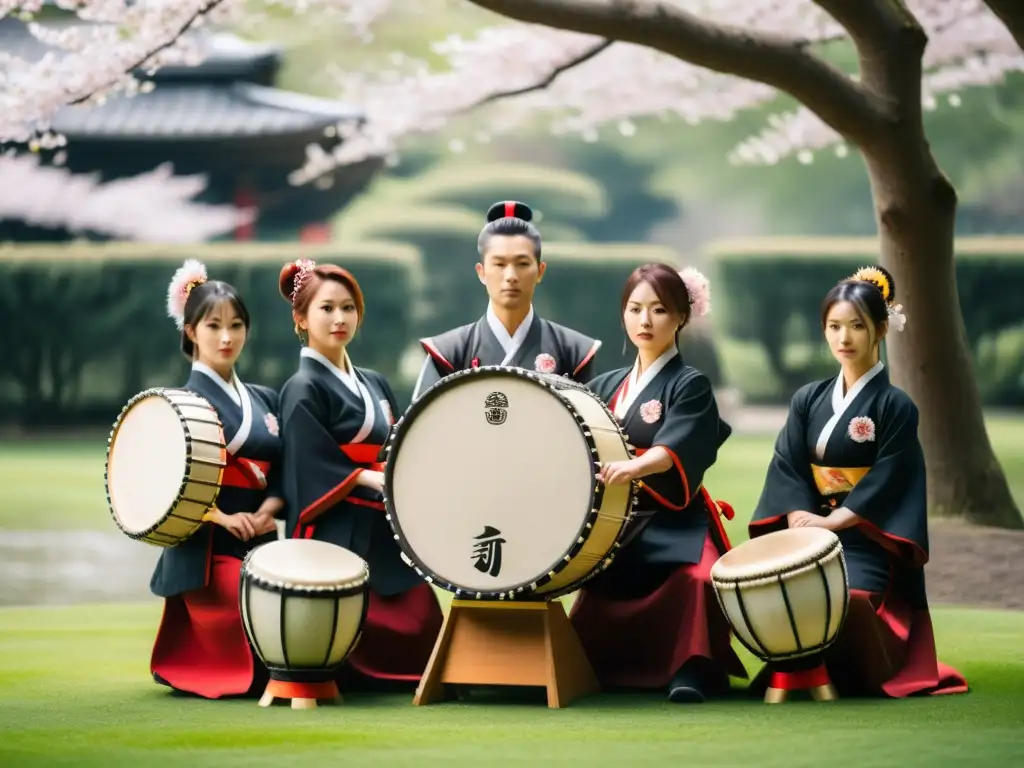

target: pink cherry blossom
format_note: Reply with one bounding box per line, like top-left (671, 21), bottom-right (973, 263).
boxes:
top-left (264, 412), bottom-right (280, 437)
top-left (639, 399), bottom-right (662, 424)
top-left (0, 153), bottom-right (253, 243)
top-left (848, 416), bottom-right (876, 444)
top-left (534, 353), bottom-right (556, 374)
top-left (0, 1), bottom-right (1020, 182)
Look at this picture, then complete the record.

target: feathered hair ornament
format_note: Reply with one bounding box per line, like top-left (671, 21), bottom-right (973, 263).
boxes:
top-left (167, 258), bottom-right (208, 330)
top-left (679, 266), bottom-right (711, 317)
top-left (849, 265), bottom-right (907, 332)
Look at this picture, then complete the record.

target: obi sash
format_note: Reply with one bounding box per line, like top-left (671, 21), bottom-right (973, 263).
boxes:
top-left (340, 443), bottom-right (384, 473)
top-left (222, 456), bottom-right (271, 490)
top-left (811, 465), bottom-right (870, 496)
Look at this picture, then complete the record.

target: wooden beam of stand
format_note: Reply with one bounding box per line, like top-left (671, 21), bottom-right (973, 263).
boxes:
top-left (413, 599), bottom-right (600, 708)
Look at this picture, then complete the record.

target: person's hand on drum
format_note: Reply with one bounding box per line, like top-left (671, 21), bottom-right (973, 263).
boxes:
top-left (357, 469), bottom-right (386, 496)
top-left (208, 508), bottom-right (257, 541)
top-left (598, 460), bottom-right (637, 486)
top-left (787, 511), bottom-right (819, 528)
top-left (247, 510), bottom-right (278, 537)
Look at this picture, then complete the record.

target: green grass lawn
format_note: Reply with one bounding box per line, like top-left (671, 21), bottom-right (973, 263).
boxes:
top-left (0, 602), bottom-right (1020, 766)
top-left (2, 419), bottom-right (1023, 765)
top-left (6, 414), bottom-right (1024, 540)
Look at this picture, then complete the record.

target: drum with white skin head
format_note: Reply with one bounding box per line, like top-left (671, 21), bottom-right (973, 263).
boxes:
top-left (240, 538), bottom-right (369, 709)
top-left (711, 527), bottom-right (850, 702)
top-left (105, 388), bottom-right (226, 547)
top-left (383, 365), bottom-right (636, 601)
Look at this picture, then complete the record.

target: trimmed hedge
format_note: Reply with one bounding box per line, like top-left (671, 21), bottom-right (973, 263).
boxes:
top-left (0, 241), bottom-right (425, 426)
top-left (1, 239), bottom-right (718, 427)
top-left (706, 236), bottom-right (1024, 405)
top-left (390, 162), bottom-right (611, 221)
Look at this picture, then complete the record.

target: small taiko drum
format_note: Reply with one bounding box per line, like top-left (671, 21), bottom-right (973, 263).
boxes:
top-left (240, 538), bottom-right (370, 709)
top-left (105, 388), bottom-right (226, 547)
top-left (710, 527), bottom-right (850, 704)
top-left (383, 365), bottom-right (635, 601)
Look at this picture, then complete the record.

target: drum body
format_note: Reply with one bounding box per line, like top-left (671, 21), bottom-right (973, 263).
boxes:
top-left (710, 528), bottom-right (849, 662)
top-left (105, 387), bottom-right (226, 547)
top-left (383, 365), bottom-right (634, 601)
top-left (240, 539), bottom-right (370, 683)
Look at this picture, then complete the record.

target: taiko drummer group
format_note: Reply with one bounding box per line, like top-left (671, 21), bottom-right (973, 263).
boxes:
top-left (103, 200), bottom-right (968, 709)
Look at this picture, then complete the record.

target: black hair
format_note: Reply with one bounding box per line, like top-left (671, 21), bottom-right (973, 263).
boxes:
top-left (180, 281), bottom-right (252, 359)
top-left (477, 200), bottom-right (542, 261)
top-left (820, 265), bottom-right (895, 337)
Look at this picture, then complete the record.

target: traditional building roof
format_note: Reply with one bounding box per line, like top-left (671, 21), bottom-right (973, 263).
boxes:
top-left (51, 83), bottom-right (364, 141)
top-left (0, 16), bottom-right (364, 141)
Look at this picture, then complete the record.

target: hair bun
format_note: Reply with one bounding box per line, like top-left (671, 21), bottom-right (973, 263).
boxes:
top-left (278, 261), bottom-right (301, 302)
top-left (486, 200), bottom-right (533, 223)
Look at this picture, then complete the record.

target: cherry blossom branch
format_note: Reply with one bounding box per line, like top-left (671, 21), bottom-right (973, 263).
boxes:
top-left (0, 153), bottom-right (254, 242)
top-left (66, 0), bottom-right (229, 107)
top-left (458, 37), bottom-right (613, 113)
top-left (465, 0), bottom-right (887, 146)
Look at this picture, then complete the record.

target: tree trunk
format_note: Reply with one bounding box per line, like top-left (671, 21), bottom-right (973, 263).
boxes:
top-left (863, 138), bottom-right (1023, 530)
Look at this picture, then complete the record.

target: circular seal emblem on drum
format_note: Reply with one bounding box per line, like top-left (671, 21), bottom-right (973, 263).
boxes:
top-left (484, 391), bottom-right (509, 425)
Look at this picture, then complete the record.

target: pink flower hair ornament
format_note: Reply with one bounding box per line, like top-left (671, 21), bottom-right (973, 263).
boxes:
top-left (290, 258), bottom-right (317, 304)
top-left (678, 267), bottom-right (711, 318)
top-left (167, 258), bottom-right (208, 330)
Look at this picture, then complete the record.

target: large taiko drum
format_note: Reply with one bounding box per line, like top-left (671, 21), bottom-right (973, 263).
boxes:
top-left (104, 388), bottom-right (226, 547)
top-left (710, 527), bottom-right (850, 703)
top-left (383, 365), bottom-right (635, 601)
top-left (240, 538), bottom-right (369, 709)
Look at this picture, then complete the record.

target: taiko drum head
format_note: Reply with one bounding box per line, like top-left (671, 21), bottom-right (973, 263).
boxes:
top-left (106, 392), bottom-right (191, 534)
top-left (385, 369), bottom-right (599, 595)
top-left (245, 539), bottom-right (369, 590)
top-left (711, 528), bottom-right (840, 582)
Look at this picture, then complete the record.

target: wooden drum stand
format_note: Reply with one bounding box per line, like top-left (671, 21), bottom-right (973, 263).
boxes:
top-left (412, 598), bottom-right (600, 709)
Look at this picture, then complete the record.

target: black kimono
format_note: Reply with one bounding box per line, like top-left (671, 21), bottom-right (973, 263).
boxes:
top-left (570, 349), bottom-right (746, 698)
top-left (278, 347), bottom-right (443, 686)
top-left (412, 304), bottom-right (601, 400)
top-left (149, 362), bottom-right (282, 699)
top-left (749, 362), bottom-right (967, 697)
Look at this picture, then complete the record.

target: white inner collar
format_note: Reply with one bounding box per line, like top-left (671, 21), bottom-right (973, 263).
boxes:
top-left (301, 347), bottom-right (376, 443)
top-left (486, 303), bottom-right (535, 365)
top-left (301, 347), bottom-right (360, 396)
top-left (192, 361), bottom-right (241, 406)
top-left (614, 346), bottom-right (678, 419)
top-left (814, 360), bottom-right (885, 460)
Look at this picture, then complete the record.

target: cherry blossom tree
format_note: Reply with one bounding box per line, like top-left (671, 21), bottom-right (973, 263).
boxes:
top-left (2, 0), bottom-right (1023, 527)
top-left (0, 153), bottom-right (254, 241)
top-left (316, 0), bottom-right (1024, 530)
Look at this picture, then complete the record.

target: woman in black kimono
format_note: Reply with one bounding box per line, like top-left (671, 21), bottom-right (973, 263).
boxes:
top-left (572, 263), bottom-right (746, 703)
top-left (150, 259), bottom-right (284, 699)
top-left (748, 265), bottom-right (968, 698)
top-left (277, 259), bottom-right (443, 689)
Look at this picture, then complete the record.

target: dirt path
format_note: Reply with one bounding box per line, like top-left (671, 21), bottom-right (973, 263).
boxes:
top-left (926, 520), bottom-right (1024, 610)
